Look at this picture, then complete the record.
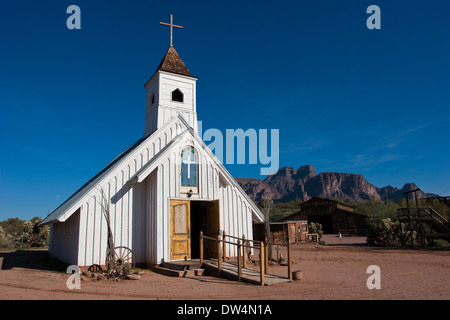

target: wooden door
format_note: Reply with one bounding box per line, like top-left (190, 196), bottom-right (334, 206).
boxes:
top-left (170, 200), bottom-right (191, 261)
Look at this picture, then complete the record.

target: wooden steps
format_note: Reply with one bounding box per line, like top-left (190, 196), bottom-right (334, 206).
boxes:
top-left (153, 259), bottom-right (291, 286)
top-left (153, 260), bottom-right (204, 277)
top-left (396, 206), bottom-right (450, 247)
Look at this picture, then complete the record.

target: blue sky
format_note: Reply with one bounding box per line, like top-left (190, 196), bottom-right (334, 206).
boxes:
top-left (0, 0), bottom-right (449, 220)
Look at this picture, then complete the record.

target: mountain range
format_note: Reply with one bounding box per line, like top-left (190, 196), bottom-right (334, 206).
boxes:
top-left (236, 165), bottom-right (438, 203)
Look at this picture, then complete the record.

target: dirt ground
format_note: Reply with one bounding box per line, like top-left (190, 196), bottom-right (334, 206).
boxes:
top-left (1, 235), bottom-right (449, 300)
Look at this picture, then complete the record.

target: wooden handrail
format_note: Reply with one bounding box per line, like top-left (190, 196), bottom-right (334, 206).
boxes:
top-left (225, 233), bottom-right (265, 244)
top-left (199, 231), bottom-right (266, 286)
top-left (200, 231), bottom-right (294, 284)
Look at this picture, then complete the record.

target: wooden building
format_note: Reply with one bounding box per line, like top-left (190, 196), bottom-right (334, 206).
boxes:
top-left (39, 29), bottom-right (264, 267)
top-left (253, 220), bottom-right (308, 244)
top-left (284, 197), bottom-right (367, 234)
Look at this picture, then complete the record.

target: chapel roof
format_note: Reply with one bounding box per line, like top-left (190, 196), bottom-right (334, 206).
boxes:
top-left (155, 46), bottom-right (193, 77)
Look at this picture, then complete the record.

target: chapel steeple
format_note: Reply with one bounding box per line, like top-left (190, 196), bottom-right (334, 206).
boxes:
top-left (143, 15), bottom-right (198, 137)
top-left (155, 46), bottom-right (193, 77)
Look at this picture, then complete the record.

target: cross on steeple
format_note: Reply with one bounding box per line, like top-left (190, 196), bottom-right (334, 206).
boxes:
top-left (160, 14), bottom-right (183, 47)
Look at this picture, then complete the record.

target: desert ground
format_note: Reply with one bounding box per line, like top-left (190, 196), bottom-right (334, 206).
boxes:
top-left (0, 235), bottom-right (449, 300)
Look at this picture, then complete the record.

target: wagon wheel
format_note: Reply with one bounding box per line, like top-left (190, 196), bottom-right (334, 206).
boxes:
top-left (106, 246), bottom-right (136, 273)
top-left (88, 264), bottom-right (103, 273)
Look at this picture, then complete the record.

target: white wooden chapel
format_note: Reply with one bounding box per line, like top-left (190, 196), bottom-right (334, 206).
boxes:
top-left (40, 15), bottom-right (264, 267)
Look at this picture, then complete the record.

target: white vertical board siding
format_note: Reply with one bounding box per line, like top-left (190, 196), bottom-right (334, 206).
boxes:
top-left (156, 163), bottom-right (164, 264)
top-left (215, 181), bottom-right (256, 259)
top-left (145, 169), bottom-right (158, 265)
top-left (132, 178), bottom-right (147, 264)
top-left (77, 204), bottom-right (87, 266)
top-left (163, 157), bottom-right (171, 262)
top-left (51, 210), bottom-right (80, 265)
top-left (159, 74), bottom-right (195, 112)
top-left (70, 117), bottom-right (188, 266)
top-left (144, 72), bottom-right (197, 136)
top-left (82, 201), bottom-right (94, 266)
top-left (55, 116), bottom-right (259, 267)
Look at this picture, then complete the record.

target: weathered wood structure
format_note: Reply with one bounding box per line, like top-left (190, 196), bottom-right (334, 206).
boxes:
top-left (284, 197), bottom-right (367, 234)
top-left (253, 220), bottom-right (308, 244)
top-left (396, 189), bottom-right (450, 247)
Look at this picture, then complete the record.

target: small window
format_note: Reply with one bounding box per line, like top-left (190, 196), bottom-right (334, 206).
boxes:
top-left (151, 93), bottom-right (155, 105)
top-left (172, 88), bottom-right (184, 102)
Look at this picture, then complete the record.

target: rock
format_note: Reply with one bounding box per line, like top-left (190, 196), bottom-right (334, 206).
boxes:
top-left (125, 275), bottom-right (141, 280)
top-left (236, 165), bottom-right (434, 203)
top-left (96, 274), bottom-right (105, 280)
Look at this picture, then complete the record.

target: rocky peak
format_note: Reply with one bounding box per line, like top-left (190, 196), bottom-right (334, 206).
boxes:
top-left (296, 165), bottom-right (316, 180)
top-left (236, 165), bottom-right (437, 203)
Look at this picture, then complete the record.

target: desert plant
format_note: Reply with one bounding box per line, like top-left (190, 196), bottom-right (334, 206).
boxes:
top-left (308, 222), bottom-right (323, 239)
top-left (366, 217), bottom-right (400, 246)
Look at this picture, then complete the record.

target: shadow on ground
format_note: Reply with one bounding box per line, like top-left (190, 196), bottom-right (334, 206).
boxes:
top-left (0, 250), bottom-right (68, 272)
top-left (320, 234), bottom-right (368, 246)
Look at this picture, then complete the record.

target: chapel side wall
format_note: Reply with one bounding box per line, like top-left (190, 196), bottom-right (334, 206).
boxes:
top-left (145, 169), bottom-right (158, 265)
top-left (75, 119), bottom-right (184, 267)
top-left (219, 183), bottom-right (254, 258)
top-left (51, 209), bottom-right (80, 266)
top-left (132, 177), bottom-right (147, 265)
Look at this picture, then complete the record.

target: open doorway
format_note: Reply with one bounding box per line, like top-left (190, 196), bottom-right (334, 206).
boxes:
top-left (308, 214), bottom-right (334, 234)
top-left (190, 200), bottom-right (220, 259)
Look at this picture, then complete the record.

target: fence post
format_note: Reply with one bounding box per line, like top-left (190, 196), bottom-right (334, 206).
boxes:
top-left (287, 240), bottom-right (292, 281)
top-left (222, 230), bottom-right (226, 262)
top-left (260, 242), bottom-right (265, 286)
top-left (237, 240), bottom-right (242, 280)
top-left (264, 237), bottom-right (269, 275)
top-left (200, 231), bottom-right (203, 265)
top-left (217, 233), bottom-right (222, 277)
top-left (242, 235), bottom-right (247, 269)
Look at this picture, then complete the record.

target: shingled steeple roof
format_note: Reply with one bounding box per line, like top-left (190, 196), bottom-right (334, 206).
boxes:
top-left (156, 46), bottom-right (193, 77)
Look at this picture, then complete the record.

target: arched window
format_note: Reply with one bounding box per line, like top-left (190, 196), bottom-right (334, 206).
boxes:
top-left (172, 88), bottom-right (184, 102)
top-left (181, 146), bottom-right (198, 194)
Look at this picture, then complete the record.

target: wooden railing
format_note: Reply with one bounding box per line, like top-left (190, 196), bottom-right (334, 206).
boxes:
top-left (199, 231), bottom-right (293, 285)
top-left (200, 231), bottom-right (266, 286)
top-left (397, 207), bottom-right (449, 233)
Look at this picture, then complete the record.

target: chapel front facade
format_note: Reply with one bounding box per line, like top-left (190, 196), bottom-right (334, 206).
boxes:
top-left (40, 43), bottom-right (264, 267)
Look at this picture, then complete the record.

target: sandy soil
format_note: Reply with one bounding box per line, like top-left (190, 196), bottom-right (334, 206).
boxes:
top-left (1, 236), bottom-right (449, 300)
